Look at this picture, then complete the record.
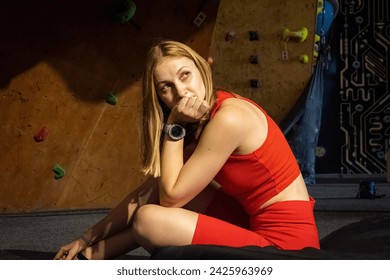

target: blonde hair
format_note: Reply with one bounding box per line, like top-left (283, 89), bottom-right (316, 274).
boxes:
top-left (140, 40), bottom-right (215, 177)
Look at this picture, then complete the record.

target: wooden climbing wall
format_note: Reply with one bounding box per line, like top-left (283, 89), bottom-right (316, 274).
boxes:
top-left (210, 0), bottom-right (317, 123)
top-left (0, 0), bottom-right (219, 213)
top-left (0, 0), bottom-right (317, 214)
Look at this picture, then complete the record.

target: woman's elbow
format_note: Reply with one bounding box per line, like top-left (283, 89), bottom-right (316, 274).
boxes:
top-left (159, 194), bottom-right (184, 208)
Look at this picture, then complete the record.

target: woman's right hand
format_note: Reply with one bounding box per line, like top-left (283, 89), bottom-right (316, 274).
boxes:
top-left (170, 93), bottom-right (210, 124)
top-left (53, 238), bottom-right (87, 260)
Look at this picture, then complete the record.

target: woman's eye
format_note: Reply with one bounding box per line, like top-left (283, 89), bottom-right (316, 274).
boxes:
top-left (180, 71), bottom-right (191, 80)
top-left (160, 84), bottom-right (170, 92)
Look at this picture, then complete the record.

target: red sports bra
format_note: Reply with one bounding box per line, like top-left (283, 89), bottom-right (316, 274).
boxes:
top-left (210, 91), bottom-right (301, 215)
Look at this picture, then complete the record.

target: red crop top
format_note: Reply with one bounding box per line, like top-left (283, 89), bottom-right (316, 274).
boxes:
top-left (210, 91), bottom-right (301, 215)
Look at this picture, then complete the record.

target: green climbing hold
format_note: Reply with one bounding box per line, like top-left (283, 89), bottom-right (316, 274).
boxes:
top-left (106, 93), bottom-right (118, 105)
top-left (111, 0), bottom-right (136, 24)
top-left (53, 164), bottom-right (65, 180)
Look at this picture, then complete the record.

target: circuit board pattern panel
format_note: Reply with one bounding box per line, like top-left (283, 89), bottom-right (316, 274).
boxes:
top-left (338, 0), bottom-right (390, 175)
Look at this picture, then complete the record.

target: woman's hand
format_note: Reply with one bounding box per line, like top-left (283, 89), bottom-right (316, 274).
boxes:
top-left (170, 93), bottom-right (210, 124)
top-left (53, 238), bottom-right (87, 260)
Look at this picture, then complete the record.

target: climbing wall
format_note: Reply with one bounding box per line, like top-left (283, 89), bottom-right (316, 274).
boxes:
top-left (0, 0), bottom-right (219, 213)
top-left (210, 0), bottom-right (317, 123)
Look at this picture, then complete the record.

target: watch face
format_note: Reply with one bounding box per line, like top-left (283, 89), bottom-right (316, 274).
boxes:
top-left (170, 124), bottom-right (185, 138)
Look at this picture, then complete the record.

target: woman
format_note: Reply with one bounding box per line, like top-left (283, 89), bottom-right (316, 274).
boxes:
top-left (54, 40), bottom-right (320, 260)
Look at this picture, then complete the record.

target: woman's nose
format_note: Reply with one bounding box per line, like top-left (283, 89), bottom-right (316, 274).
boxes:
top-left (176, 85), bottom-right (187, 98)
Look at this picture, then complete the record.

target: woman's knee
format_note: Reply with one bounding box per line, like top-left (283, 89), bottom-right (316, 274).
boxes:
top-left (132, 204), bottom-right (199, 249)
top-left (132, 204), bottom-right (162, 237)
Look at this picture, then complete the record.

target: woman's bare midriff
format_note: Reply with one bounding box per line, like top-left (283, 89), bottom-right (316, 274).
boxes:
top-left (260, 174), bottom-right (310, 209)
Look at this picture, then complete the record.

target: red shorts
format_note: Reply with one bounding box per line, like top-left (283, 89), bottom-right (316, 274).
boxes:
top-left (191, 191), bottom-right (320, 250)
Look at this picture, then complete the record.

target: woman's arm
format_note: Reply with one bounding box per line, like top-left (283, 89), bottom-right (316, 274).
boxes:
top-left (159, 102), bottom-right (247, 207)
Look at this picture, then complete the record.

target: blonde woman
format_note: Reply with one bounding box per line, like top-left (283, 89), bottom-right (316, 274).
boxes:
top-left (54, 40), bottom-right (319, 260)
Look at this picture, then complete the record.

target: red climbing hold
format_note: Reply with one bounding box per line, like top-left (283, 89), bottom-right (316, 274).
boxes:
top-left (34, 126), bottom-right (48, 142)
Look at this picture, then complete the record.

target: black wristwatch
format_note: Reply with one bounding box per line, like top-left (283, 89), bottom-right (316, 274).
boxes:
top-left (163, 123), bottom-right (186, 141)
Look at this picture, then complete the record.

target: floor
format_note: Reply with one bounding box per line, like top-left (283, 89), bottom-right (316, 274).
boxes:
top-left (1, 180), bottom-right (389, 260)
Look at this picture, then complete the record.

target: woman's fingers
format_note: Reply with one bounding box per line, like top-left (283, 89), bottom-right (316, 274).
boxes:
top-left (175, 95), bottom-right (209, 122)
top-left (54, 247), bottom-right (67, 260)
top-left (189, 98), bottom-right (207, 118)
top-left (65, 248), bottom-right (78, 260)
top-left (176, 94), bottom-right (192, 111)
top-left (53, 240), bottom-right (85, 260)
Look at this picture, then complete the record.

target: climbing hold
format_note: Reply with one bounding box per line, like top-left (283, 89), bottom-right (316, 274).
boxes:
top-left (313, 34), bottom-right (321, 57)
top-left (250, 79), bottom-right (259, 88)
top-left (52, 164), bottom-right (65, 180)
top-left (193, 11), bottom-right (207, 27)
top-left (282, 27), bottom-right (308, 42)
top-left (225, 31), bottom-right (236, 41)
top-left (281, 50), bottom-right (289, 60)
top-left (111, 0), bottom-right (136, 24)
top-left (106, 93), bottom-right (118, 105)
top-left (300, 54), bottom-right (309, 64)
top-left (34, 126), bottom-right (49, 142)
top-left (249, 31), bottom-right (259, 41)
top-left (250, 55), bottom-right (258, 64)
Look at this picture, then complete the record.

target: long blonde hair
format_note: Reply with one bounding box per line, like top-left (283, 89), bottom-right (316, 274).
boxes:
top-left (140, 40), bottom-right (215, 177)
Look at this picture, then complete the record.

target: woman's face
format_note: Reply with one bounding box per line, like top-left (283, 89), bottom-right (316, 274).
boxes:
top-left (153, 56), bottom-right (206, 110)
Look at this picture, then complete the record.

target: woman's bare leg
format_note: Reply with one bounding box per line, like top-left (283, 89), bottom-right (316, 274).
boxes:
top-left (79, 176), bottom-right (159, 259)
top-left (131, 181), bottom-right (220, 253)
top-left (132, 204), bottom-right (199, 253)
top-left (80, 179), bottom-right (219, 259)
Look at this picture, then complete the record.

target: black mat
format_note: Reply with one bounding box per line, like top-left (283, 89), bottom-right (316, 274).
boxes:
top-left (0, 250), bottom-right (55, 260)
top-left (1, 214), bottom-right (389, 260)
top-left (151, 214), bottom-right (390, 260)
top-left (0, 249), bottom-right (149, 260)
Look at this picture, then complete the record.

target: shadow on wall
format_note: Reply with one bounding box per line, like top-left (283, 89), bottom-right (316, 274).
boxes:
top-left (0, 0), bottom-right (211, 102)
